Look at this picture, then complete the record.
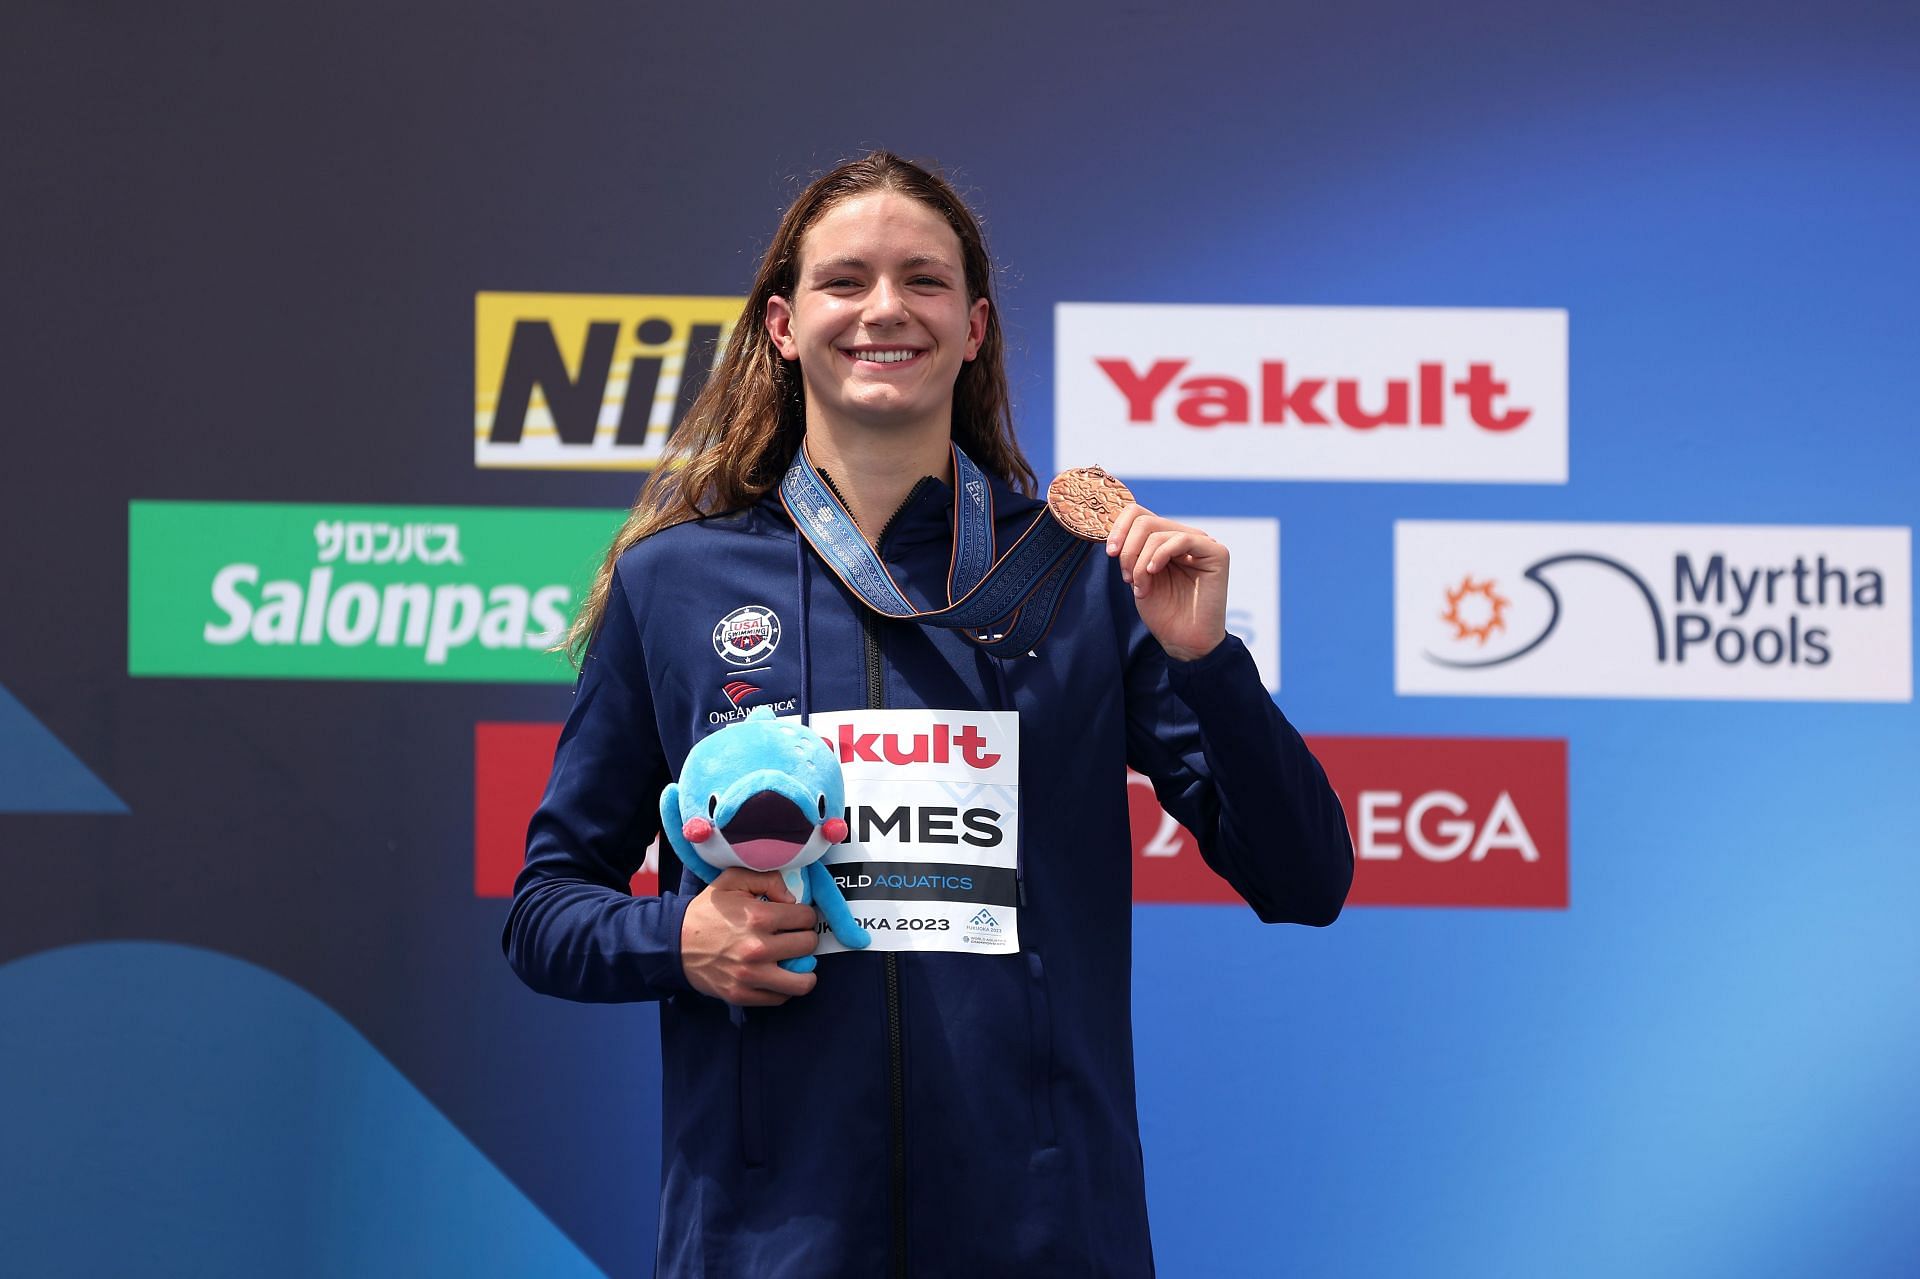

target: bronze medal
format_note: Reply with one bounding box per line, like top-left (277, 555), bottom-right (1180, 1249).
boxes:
top-left (1046, 467), bottom-right (1135, 542)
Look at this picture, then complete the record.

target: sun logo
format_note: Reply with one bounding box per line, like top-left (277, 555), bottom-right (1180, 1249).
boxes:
top-left (1441, 575), bottom-right (1510, 645)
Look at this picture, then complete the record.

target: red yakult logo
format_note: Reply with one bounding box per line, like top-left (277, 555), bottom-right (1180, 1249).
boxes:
top-left (1096, 359), bottom-right (1531, 431)
top-left (1056, 303), bottom-right (1568, 484)
top-left (1130, 735), bottom-right (1568, 909)
top-left (827, 721), bottom-right (1002, 769)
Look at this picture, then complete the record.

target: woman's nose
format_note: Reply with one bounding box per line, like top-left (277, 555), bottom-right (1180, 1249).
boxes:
top-left (863, 277), bottom-right (908, 324)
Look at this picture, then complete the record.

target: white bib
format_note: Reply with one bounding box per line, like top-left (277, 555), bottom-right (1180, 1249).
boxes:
top-left (801, 708), bottom-right (1020, 956)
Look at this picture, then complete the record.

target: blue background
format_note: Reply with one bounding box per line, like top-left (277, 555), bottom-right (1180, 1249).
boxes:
top-left (3, 2), bottom-right (1916, 1275)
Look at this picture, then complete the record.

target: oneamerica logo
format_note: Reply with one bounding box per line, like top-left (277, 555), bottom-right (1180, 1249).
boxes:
top-left (1396, 521), bottom-right (1912, 702)
top-left (712, 605), bottom-right (781, 665)
top-left (1055, 303), bottom-right (1567, 483)
top-left (709, 696), bottom-right (796, 726)
top-left (710, 679), bottom-right (797, 725)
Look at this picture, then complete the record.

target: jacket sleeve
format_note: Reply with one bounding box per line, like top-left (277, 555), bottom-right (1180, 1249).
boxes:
top-left (501, 565), bottom-right (695, 1001)
top-left (1122, 605), bottom-right (1354, 926)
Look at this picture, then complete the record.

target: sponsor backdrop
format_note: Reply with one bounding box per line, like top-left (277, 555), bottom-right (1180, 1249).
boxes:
top-left (4, 4), bottom-right (1916, 1277)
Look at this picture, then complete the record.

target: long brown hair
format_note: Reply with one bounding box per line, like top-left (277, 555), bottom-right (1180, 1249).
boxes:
top-left (563, 150), bottom-right (1036, 664)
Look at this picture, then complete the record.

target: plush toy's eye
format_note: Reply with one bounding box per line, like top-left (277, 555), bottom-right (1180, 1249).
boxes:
top-left (817, 794), bottom-right (827, 819)
top-left (707, 794), bottom-right (718, 818)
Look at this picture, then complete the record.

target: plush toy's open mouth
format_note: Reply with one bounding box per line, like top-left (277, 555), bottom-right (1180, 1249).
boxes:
top-left (722, 791), bottom-right (815, 871)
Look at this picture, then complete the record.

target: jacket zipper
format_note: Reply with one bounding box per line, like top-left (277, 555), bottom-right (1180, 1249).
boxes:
top-left (861, 477), bottom-right (925, 1279)
top-left (855, 604), bottom-right (902, 1276)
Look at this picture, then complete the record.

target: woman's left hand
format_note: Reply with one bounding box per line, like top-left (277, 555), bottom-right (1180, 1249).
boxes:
top-left (1107, 505), bottom-right (1230, 662)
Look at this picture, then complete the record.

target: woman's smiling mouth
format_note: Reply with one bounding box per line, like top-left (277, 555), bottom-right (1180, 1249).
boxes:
top-left (840, 346), bottom-right (926, 366)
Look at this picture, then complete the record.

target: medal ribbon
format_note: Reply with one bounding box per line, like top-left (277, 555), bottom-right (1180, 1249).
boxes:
top-left (779, 442), bottom-right (1090, 656)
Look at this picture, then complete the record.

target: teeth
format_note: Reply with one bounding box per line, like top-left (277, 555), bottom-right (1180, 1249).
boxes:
top-left (855, 349), bottom-right (918, 363)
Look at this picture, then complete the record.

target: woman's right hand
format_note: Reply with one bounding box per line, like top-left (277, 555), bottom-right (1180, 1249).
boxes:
top-left (679, 868), bottom-right (823, 1005)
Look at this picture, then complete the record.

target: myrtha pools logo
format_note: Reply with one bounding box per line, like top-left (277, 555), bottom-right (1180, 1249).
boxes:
top-left (1395, 521), bottom-right (1911, 702)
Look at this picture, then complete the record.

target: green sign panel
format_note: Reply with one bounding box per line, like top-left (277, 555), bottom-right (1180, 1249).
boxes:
top-left (129, 501), bottom-right (621, 682)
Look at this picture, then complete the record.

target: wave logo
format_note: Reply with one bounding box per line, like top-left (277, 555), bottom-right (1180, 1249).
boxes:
top-left (1426, 555), bottom-right (1667, 670)
top-left (1397, 522), bottom-right (1911, 703)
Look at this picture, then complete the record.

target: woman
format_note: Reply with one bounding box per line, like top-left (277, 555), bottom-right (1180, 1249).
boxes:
top-left (505, 151), bottom-right (1352, 1277)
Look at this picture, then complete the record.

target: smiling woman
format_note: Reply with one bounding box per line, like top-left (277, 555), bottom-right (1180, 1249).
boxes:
top-left (503, 150), bottom-right (1354, 1279)
top-left (562, 151), bottom-right (1032, 660)
top-left (763, 193), bottom-right (990, 495)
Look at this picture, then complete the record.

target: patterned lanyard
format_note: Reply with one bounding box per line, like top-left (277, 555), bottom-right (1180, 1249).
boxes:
top-left (779, 441), bottom-right (1091, 656)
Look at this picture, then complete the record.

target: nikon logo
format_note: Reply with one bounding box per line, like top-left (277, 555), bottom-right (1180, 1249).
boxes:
top-left (129, 501), bottom-right (620, 683)
top-left (475, 292), bottom-right (743, 470)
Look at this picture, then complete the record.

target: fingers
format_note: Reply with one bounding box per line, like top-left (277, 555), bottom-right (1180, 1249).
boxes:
top-left (1131, 530), bottom-right (1174, 599)
top-left (682, 924), bottom-right (821, 1005)
top-left (681, 866), bottom-right (829, 1006)
top-left (716, 934), bottom-right (819, 1004)
top-left (1129, 531), bottom-right (1227, 599)
top-left (1161, 529), bottom-right (1225, 570)
top-left (1140, 530), bottom-right (1226, 576)
top-left (746, 899), bottom-right (825, 933)
top-left (731, 910), bottom-right (825, 958)
top-left (709, 867), bottom-right (796, 903)
top-left (1105, 503), bottom-right (1145, 560)
top-left (1110, 504), bottom-right (1155, 582)
top-left (1107, 505), bottom-right (1222, 587)
top-left (761, 925), bottom-right (825, 962)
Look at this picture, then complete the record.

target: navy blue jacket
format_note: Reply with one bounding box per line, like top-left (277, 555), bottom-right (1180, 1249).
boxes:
top-left (503, 470), bottom-right (1353, 1277)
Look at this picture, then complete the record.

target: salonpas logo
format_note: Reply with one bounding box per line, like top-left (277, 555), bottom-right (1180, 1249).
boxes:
top-left (128, 502), bottom-right (618, 682)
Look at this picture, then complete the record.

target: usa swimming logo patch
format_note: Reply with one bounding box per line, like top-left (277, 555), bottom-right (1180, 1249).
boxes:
top-left (712, 605), bottom-right (781, 667)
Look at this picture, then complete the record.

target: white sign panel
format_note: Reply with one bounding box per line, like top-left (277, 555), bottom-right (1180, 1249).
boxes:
top-left (1056, 302), bottom-right (1567, 484)
top-left (805, 708), bottom-right (1021, 954)
top-left (1169, 514), bottom-right (1279, 692)
top-left (1395, 521), bottom-right (1911, 702)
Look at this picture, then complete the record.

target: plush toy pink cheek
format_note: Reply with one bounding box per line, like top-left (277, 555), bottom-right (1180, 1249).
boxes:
top-left (821, 817), bottom-right (849, 844)
top-left (682, 817), bottom-right (714, 843)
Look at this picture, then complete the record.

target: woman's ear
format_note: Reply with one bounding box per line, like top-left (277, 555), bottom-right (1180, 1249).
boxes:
top-left (766, 295), bottom-right (800, 360)
top-left (963, 296), bottom-right (989, 361)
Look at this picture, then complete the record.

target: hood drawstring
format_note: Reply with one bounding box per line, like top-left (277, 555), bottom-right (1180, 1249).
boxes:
top-left (795, 530), bottom-right (813, 726)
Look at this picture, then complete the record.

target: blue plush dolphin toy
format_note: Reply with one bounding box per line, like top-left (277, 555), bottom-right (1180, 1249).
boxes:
top-left (660, 706), bottom-right (871, 971)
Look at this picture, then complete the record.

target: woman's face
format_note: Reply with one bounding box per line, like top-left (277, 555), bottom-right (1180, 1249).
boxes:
top-left (767, 191), bottom-right (989, 437)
